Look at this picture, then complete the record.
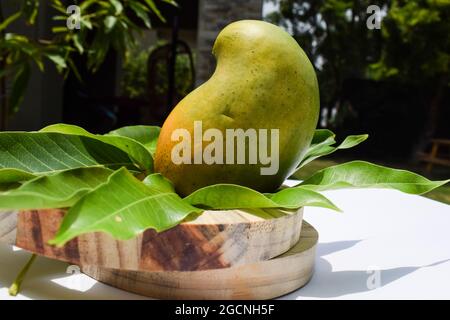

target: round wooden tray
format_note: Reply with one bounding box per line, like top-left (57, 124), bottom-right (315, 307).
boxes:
top-left (1, 207), bottom-right (303, 272)
top-left (82, 221), bottom-right (318, 300)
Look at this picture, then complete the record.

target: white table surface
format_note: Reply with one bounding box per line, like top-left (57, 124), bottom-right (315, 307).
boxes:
top-left (1, 187), bottom-right (450, 300)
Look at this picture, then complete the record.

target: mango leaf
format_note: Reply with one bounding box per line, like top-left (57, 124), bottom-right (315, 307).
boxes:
top-left (296, 129), bottom-right (368, 170)
top-left (0, 183), bottom-right (19, 192)
top-left (49, 168), bottom-right (201, 246)
top-left (0, 168), bottom-right (112, 210)
top-left (0, 131), bottom-right (137, 181)
top-left (184, 184), bottom-right (341, 211)
top-left (299, 161), bottom-right (450, 195)
top-left (41, 124), bottom-right (153, 171)
top-left (108, 125), bottom-right (160, 156)
top-left (0, 168), bottom-right (35, 184)
top-left (311, 129), bottom-right (336, 146)
top-left (338, 135), bottom-right (369, 149)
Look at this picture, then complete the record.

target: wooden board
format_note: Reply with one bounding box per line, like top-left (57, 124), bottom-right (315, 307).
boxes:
top-left (0, 211), bottom-right (17, 245)
top-left (83, 221), bottom-right (318, 300)
top-left (0, 208), bottom-right (303, 272)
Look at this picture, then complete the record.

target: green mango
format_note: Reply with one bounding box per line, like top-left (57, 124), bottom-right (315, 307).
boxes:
top-left (155, 20), bottom-right (319, 196)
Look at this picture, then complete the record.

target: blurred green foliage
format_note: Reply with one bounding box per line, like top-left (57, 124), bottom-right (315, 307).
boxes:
top-left (369, 0), bottom-right (449, 82)
top-left (0, 0), bottom-right (173, 126)
top-left (266, 0), bottom-right (385, 107)
top-left (120, 42), bottom-right (194, 99)
top-left (266, 0), bottom-right (449, 129)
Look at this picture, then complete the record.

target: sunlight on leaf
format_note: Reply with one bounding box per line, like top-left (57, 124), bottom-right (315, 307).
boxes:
top-left (49, 168), bottom-right (201, 246)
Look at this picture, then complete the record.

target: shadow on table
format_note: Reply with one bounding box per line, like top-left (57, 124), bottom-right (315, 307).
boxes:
top-left (284, 240), bottom-right (450, 299)
top-left (0, 244), bottom-right (147, 300)
top-left (3, 240), bottom-right (450, 300)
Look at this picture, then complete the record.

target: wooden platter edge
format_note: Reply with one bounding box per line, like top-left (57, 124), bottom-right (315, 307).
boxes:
top-left (1, 208), bottom-right (304, 272)
top-left (82, 221), bottom-right (318, 300)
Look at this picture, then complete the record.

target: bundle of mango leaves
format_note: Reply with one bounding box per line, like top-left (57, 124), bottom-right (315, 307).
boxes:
top-left (0, 124), bottom-right (448, 246)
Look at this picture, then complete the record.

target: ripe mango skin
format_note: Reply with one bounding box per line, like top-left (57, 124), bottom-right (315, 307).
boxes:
top-left (155, 20), bottom-right (319, 196)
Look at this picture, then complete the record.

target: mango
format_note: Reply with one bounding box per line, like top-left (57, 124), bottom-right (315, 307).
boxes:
top-left (154, 20), bottom-right (319, 196)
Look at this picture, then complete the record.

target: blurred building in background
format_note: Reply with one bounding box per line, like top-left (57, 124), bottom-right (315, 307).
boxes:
top-left (196, 0), bottom-right (263, 84)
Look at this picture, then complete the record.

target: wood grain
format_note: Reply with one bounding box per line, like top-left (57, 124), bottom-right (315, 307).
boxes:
top-left (83, 221), bottom-right (318, 300)
top-left (2, 207), bottom-right (303, 272)
top-left (0, 211), bottom-right (17, 245)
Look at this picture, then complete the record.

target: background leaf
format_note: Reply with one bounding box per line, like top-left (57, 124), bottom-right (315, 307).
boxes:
top-left (300, 160), bottom-right (450, 194)
top-left (144, 0), bottom-right (166, 22)
top-left (104, 16), bottom-right (118, 33)
top-left (9, 63), bottom-right (31, 113)
top-left (129, 1), bottom-right (151, 28)
top-left (0, 168), bottom-right (112, 209)
top-left (110, 0), bottom-right (124, 15)
top-left (0, 12), bottom-right (22, 32)
top-left (108, 125), bottom-right (160, 156)
top-left (49, 168), bottom-right (201, 246)
top-left (0, 131), bottom-right (137, 180)
top-left (45, 53), bottom-right (67, 69)
top-left (184, 184), bottom-right (341, 211)
top-left (41, 124), bottom-right (153, 171)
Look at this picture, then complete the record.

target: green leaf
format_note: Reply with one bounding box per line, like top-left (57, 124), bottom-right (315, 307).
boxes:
top-left (143, 0), bottom-right (166, 22)
top-left (337, 134), bottom-right (369, 149)
top-left (104, 16), bottom-right (118, 33)
top-left (110, 0), bottom-right (124, 15)
top-left (49, 168), bottom-right (201, 246)
top-left (129, 1), bottom-right (151, 28)
top-left (108, 125), bottom-right (160, 155)
top-left (299, 160), bottom-right (450, 194)
top-left (67, 58), bottom-right (82, 82)
top-left (0, 169), bottom-right (36, 184)
top-left (298, 129), bottom-right (336, 167)
top-left (45, 53), bottom-right (67, 69)
top-left (52, 27), bottom-right (67, 33)
top-left (0, 168), bottom-right (112, 210)
top-left (41, 124), bottom-right (153, 171)
top-left (295, 130), bottom-right (368, 170)
top-left (0, 131), bottom-right (138, 178)
top-left (80, 0), bottom-right (97, 11)
top-left (0, 11), bottom-right (22, 32)
top-left (143, 173), bottom-right (175, 193)
top-left (185, 184), bottom-right (341, 211)
top-left (80, 18), bottom-right (93, 30)
top-left (23, 0), bottom-right (39, 25)
top-left (72, 34), bottom-right (84, 54)
top-left (311, 129), bottom-right (336, 145)
top-left (9, 63), bottom-right (31, 113)
top-left (161, 0), bottom-right (178, 7)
